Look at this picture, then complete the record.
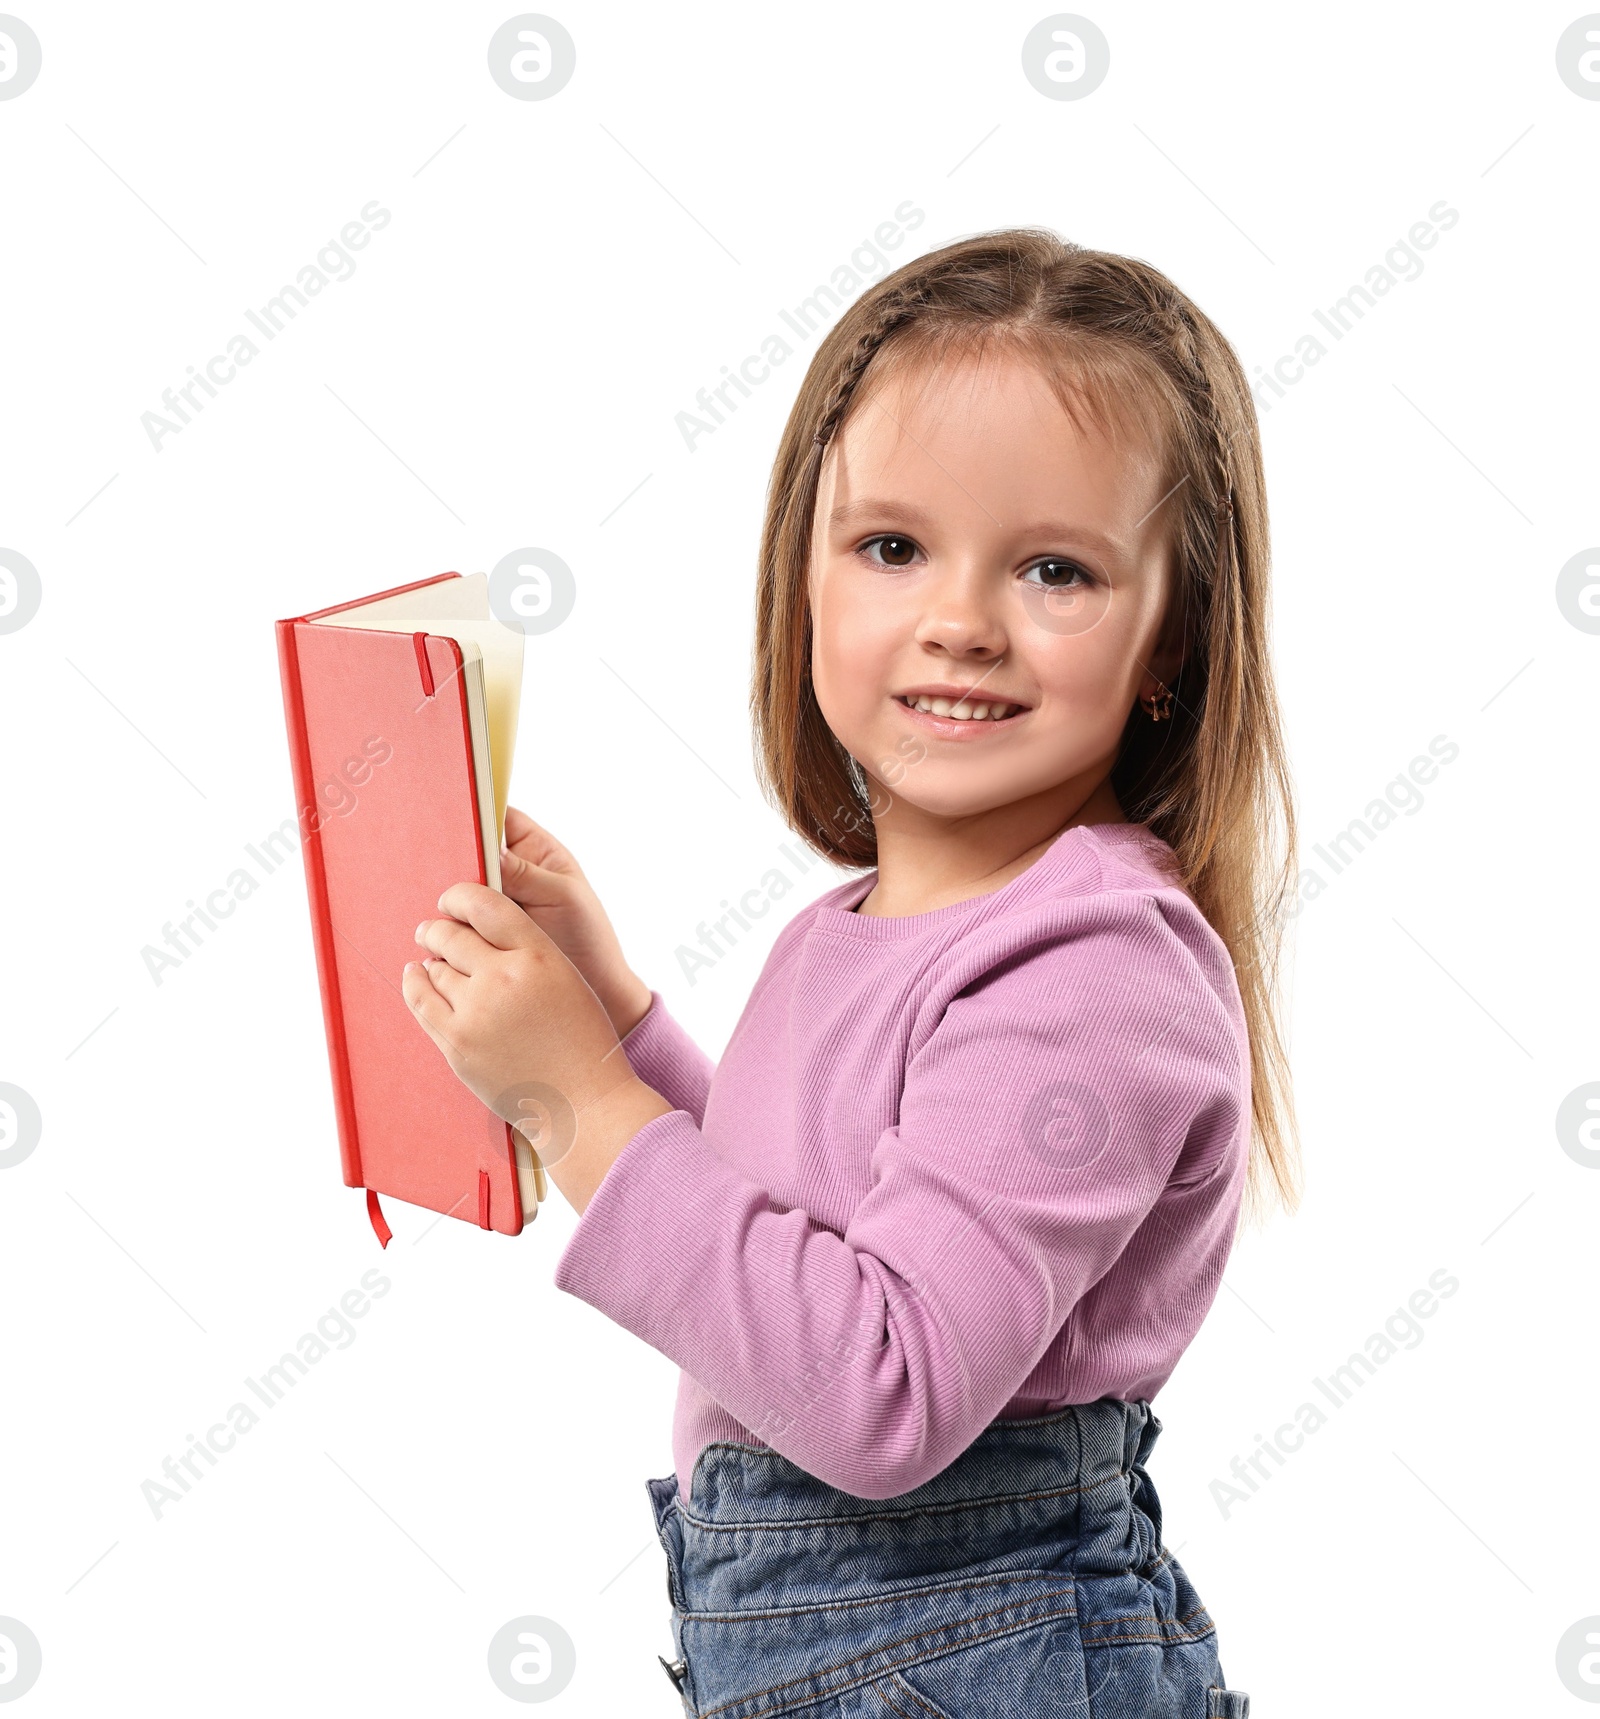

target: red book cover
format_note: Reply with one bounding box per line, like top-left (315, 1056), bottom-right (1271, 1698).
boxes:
top-left (276, 573), bottom-right (532, 1243)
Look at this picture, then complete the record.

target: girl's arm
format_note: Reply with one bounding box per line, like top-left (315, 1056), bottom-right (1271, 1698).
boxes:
top-left (612, 989), bottom-right (716, 1129)
top-left (552, 894), bottom-right (1247, 1500)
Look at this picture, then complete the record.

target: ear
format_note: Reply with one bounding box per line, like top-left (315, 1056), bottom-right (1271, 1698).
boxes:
top-left (1141, 559), bottom-right (1189, 697)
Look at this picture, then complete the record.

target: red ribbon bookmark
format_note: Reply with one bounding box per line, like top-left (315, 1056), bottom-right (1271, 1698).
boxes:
top-left (365, 1187), bottom-right (392, 1249)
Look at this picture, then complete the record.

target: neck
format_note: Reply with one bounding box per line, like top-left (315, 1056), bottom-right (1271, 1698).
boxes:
top-left (855, 773), bottom-right (1126, 918)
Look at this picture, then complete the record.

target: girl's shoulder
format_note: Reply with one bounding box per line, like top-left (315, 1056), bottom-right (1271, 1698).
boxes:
top-left (1060, 818), bottom-right (1184, 890)
top-left (924, 823), bottom-right (1245, 1045)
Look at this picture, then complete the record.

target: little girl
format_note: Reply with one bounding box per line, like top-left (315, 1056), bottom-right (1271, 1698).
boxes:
top-left (404, 228), bottom-right (1298, 1719)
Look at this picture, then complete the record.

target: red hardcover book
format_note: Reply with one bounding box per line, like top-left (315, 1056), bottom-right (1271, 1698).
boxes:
top-left (276, 572), bottom-right (542, 1244)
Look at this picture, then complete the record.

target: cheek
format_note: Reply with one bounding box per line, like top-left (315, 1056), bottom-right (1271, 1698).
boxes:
top-left (1022, 625), bottom-right (1142, 719)
top-left (811, 566), bottom-right (899, 706)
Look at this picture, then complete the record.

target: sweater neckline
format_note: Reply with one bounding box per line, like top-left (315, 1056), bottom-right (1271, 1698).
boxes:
top-left (810, 820), bottom-right (1164, 941)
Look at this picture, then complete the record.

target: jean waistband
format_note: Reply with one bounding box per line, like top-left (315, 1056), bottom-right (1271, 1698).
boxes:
top-left (649, 1397), bottom-right (1169, 1617)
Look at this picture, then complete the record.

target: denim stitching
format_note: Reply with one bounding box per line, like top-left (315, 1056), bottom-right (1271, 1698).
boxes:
top-left (686, 1400), bottom-right (1146, 1504)
top-left (695, 1602), bottom-right (1219, 1719)
top-left (1079, 1599), bottom-right (1216, 1644)
top-left (686, 1569), bottom-right (1072, 1622)
top-left (869, 1683), bottom-right (917, 1719)
top-left (879, 1670), bottom-right (953, 1719)
top-left (694, 1596), bottom-right (1080, 1719)
top-left (679, 1468), bottom-right (1134, 1533)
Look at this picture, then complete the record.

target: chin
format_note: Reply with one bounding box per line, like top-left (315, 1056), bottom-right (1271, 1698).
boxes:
top-left (875, 783), bottom-right (1026, 820)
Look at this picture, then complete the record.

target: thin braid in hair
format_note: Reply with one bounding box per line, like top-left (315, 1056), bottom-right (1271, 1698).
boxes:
top-left (1163, 291), bottom-right (1236, 558)
top-left (813, 285), bottom-right (932, 449)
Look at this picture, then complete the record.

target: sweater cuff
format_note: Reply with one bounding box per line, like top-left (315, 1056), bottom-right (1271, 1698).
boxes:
top-left (551, 1107), bottom-right (737, 1356)
top-left (617, 989), bottom-right (713, 1124)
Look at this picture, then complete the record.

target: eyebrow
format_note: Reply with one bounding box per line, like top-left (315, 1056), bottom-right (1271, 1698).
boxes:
top-left (827, 497), bottom-right (1129, 560)
top-left (829, 498), bottom-right (938, 528)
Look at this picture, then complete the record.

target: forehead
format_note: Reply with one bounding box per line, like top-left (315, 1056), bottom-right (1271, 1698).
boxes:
top-left (822, 340), bottom-right (1168, 533)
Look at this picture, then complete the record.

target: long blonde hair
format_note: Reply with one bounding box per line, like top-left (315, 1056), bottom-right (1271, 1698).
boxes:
top-left (751, 228), bottom-right (1301, 1223)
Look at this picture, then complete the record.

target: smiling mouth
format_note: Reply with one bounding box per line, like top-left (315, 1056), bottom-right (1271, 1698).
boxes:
top-left (893, 693), bottom-right (1028, 725)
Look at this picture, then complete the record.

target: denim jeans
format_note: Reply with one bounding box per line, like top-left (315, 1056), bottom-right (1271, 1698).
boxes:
top-left (646, 1397), bottom-right (1249, 1718)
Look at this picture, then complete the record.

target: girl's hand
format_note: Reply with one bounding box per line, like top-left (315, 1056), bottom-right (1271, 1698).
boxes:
top-left (403, 882), bottom-right (642, 1156)
top-left (496, 807), bottom-right (653, 1038)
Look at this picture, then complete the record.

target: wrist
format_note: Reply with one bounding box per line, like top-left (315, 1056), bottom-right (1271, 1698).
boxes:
top-left (605, 972), bottom-right (654, 1039)
top-left (547, 1075), bottom-right (673, 1215)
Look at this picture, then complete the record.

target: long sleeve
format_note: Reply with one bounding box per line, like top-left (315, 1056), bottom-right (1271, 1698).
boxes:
top-left (616, 988), bottom-right (716, 1126)
top-left (553, 895), bottom-right (1245, 1500)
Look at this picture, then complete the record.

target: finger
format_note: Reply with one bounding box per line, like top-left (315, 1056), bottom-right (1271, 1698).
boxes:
top-left (503, 808), bottom-right (578, 875)
top-left (502, 805), bottom-right (540, 847)
top-left (438, 881), bottom-right (544, 952)
top-left (420, 956), bottom-right (466, 1004)
top-left (503, 805), bottom-right (555, 854)
top-left (498, 847), bottom-right (578, 910)
top-left (415, 914), bottom-right (493, 973)
top-left (402, 959), bottom-right (454, 1033)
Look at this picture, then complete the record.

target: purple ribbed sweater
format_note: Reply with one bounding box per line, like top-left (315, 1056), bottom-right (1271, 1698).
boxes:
top-left (553, 821), bottom-right (1251, 1503)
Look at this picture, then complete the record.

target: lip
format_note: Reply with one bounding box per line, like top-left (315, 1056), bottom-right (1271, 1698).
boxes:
top-left (894, 683), bottom-right (1031, 710)
top-left (890, 688), bottom-right (1031, 737)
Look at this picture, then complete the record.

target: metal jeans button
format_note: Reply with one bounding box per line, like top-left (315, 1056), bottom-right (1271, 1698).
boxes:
top-left (658, 1653), bottom-right (688, 1690)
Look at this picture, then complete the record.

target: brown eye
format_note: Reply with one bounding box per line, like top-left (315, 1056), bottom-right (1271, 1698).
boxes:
top-left (1025, 558), bottom-right (1091, 590)
top-left (867, 535), bottom-right (918, 567)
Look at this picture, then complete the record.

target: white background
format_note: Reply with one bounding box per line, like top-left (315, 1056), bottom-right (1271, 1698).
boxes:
top-left (3, 2), bottom-right (1597, 1714)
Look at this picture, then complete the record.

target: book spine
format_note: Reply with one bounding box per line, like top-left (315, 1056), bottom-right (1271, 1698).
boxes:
top-left (275, 617), bottom-right (365, 1190)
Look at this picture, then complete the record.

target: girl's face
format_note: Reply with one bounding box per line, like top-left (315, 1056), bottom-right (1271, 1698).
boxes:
top-left (808, 344), bottom-right (1180, 825)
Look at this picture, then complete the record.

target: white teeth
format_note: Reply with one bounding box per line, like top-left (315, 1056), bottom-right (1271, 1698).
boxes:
top-left (903, 695), bottom-right (1018, 722)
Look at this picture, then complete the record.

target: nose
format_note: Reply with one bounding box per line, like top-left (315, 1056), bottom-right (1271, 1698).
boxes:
top-left (912, 560), bottom-right (1008, 659)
